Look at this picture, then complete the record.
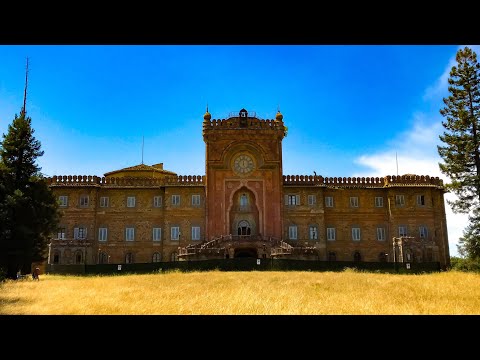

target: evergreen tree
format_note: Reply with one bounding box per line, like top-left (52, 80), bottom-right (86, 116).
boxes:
top-left (457, 210), bottom-right (480, 260)
top-left (438, 46), bottom-right (480, 259)
top-left (0, 112), bottom-right (60, 279)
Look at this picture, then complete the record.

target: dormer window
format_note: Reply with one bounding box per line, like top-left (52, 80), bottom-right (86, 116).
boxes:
top-left (239, 109), bottom-right (248, 117)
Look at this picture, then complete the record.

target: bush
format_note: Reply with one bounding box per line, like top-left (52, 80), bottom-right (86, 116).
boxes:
top-left (450, 256), bottom-right (480, 272)
top-left (0, 267), bottom-right (6, 283)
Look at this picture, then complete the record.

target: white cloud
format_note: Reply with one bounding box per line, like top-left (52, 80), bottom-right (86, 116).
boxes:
top-left (423, 45), bottom-right (480, 101)
top-left (423, 58), bottom-right (455, 101)
top-left (353, 117), bottom-right (468, 257)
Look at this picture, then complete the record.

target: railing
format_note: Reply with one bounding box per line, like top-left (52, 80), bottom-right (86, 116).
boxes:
top-left (50, 239), bottom-right (91, 246)
top-left (227, 111), bottom-right (258, 118)
top-left (48, 175), bottom-right (206, 187)
top-left (282, 174), bottom-right (443, 187)
top-left (232, 205), bottom-right (252, 212)
top-left (178, 234), bottom-right (282, 257)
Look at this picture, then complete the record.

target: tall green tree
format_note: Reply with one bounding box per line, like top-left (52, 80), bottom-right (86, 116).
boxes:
top-left (438, 46), bottom-right (480, 259)
top-left (0, 112), bottom-right (60, 279)
top-left (457, 209), bottom-right (480, 259)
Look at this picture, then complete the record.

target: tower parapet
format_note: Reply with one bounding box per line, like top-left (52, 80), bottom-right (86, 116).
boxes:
top-left (203, 108), bottom-right (287, 141)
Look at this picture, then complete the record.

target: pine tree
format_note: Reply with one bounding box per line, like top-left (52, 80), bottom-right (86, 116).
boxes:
top-left (438, 46), bottom-right (480, 259)
top-left (457, 210), bottom-right (480, 259)
top-left (0, 112), bottom-right (60, 279)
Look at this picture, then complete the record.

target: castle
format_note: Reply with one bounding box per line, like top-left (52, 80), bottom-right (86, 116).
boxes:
top-left (46, 108), bottom-right (450, 269)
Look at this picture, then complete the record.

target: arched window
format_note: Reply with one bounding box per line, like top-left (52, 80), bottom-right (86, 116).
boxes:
top-left (152, 252), bottom-right (162, 263)
top-left (379, 252), bottom-right (387, 262)
top-left (99, 252), bottom-right (109, 264)
top-left (353, 251), bottom-right (361, 262)
top-left (405, 248), bottom-right (413, 262)
top-left (240, 194), bottom-right (248, 207)
top-left (170, 251), bottom-right (178, 262)
top-left (53, 252), bottom-right (60, 264)
top-left (75, 251), bottom-right (83, 264)
top-left (125, 252), bottom-right (134, 264)
top-left (328, 251), bottom-right (336, 261)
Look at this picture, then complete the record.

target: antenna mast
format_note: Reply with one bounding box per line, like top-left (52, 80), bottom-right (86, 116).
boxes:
top-left (396, 152), bottom-right (399, 176)
top-left (141, 136), bottom-right (144, 165)
top-left (22, 57), bottom-right (29, 117)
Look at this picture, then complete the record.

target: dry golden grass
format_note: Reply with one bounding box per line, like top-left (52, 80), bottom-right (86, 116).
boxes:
top-left (1, 270), bottom-right (479, 315)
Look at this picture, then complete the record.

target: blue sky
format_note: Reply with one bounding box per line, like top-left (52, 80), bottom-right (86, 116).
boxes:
top-left (0, 45), bottom-right (475, 257)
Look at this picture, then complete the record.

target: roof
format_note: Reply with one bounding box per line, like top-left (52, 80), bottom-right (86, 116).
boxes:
top-left (104, 163), bottom-right (177, 177)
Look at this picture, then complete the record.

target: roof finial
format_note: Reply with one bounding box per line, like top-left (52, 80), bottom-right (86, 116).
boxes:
top-left (206, 103), bottom-right (209, 113)
top-left (21, 57), bottom-right (29, 117)
top-left (277, 104), bottom-right (280, 112)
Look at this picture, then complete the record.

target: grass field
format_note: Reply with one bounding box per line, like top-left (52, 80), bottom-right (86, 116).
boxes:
top-left (1, 269), bottom-right (479, 315)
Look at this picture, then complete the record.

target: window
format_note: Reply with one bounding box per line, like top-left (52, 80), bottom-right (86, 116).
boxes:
top-left (99, 252), bottom-right (109, 264)
top-left (79, 195), bottom-right (89, 207)
top-left (419, 226), bottom-right (428, 238)
top-left (240, 194), bottom-right (248, 207)
top-left (53, 252), bottom-right (60, 264)
top-left (170, 251), bottom-right (178, 262)
top-left (352, 227), bottom-right (361, 241)
top-left (153, 227), bottom-right (162, 242)
top-left (308, 194), bottom-right (316, 206)
top-left (395, 194), bottom-right (405, 206)
top-left (57, 226), bottom-right (66, 240)
top-left (328, 252), bottom-right (336, 261)
top-left (376, 227), bottom-right (386, 241)
top-left (405, 249), bottom-right (413, 262)
top-left (353, 251), bottom-right (361, 262)
top-left (287, 195), bottom-right (300, 206)
top-left (152, 252), bottom-right (162, 263)
top-left (153, 196), bottom-right (162, 208)
top-left (327, 227), bottom-right (336, 241)
top-left (417, 195), bottom-right (425, 206)
top-left (75, 251), bottom-right (83, 264)
top-left (100, 196), bottom-right (109, 208)
top-left (98, 227), bottom-right (108, 242)
top-left (74, 226), bottom-right (87, 240)
top-left (172, 195), bottom-right (181, 206)
top-left (325, 196), bottom-right (334, 207)
top-left (127, 196), bottom-right (136, 208)
top-left (350, 196), bottom-right (359, 207)
top-left (192, 226), bottom-right (200, 241)
top-left (398, 226), bottom-right (407, 237)
top-left (125, 253), bottom-right (134, 264)
top-left (171, 226), bottom-right (180, 241)
top-left (288, 225), bottom-right (297, 240)
top-left (375, 196), bottom-right (384, 207)
top-left (58, 195), bottom-right (68, 207)
top-left (192, 194), bottom-right (201, 206)
top-left (309, 226), bottom-right (318, 240)
top-left (125, 227), bottom-right (135, 241)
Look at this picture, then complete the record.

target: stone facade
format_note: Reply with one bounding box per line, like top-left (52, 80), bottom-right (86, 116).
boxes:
top-left (47, 109), bottom-right (450, 268)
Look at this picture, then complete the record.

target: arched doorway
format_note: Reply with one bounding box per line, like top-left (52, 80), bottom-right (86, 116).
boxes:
top-left (234, 248), bottom-right (258, 258)
top-left (237, 220), bottom-right (251, 236)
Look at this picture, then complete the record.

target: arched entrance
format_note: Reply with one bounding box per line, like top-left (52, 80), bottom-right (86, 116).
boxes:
top-left (237, 220), bottom-right (251, 236)
top-left (234, 248), bottom-right (258, 258)
top-left (230, 187), bottom-right (259, 236)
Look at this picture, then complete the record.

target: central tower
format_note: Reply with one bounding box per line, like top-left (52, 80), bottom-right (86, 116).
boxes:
top-left (202, 108), bottom-right (287, 242)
